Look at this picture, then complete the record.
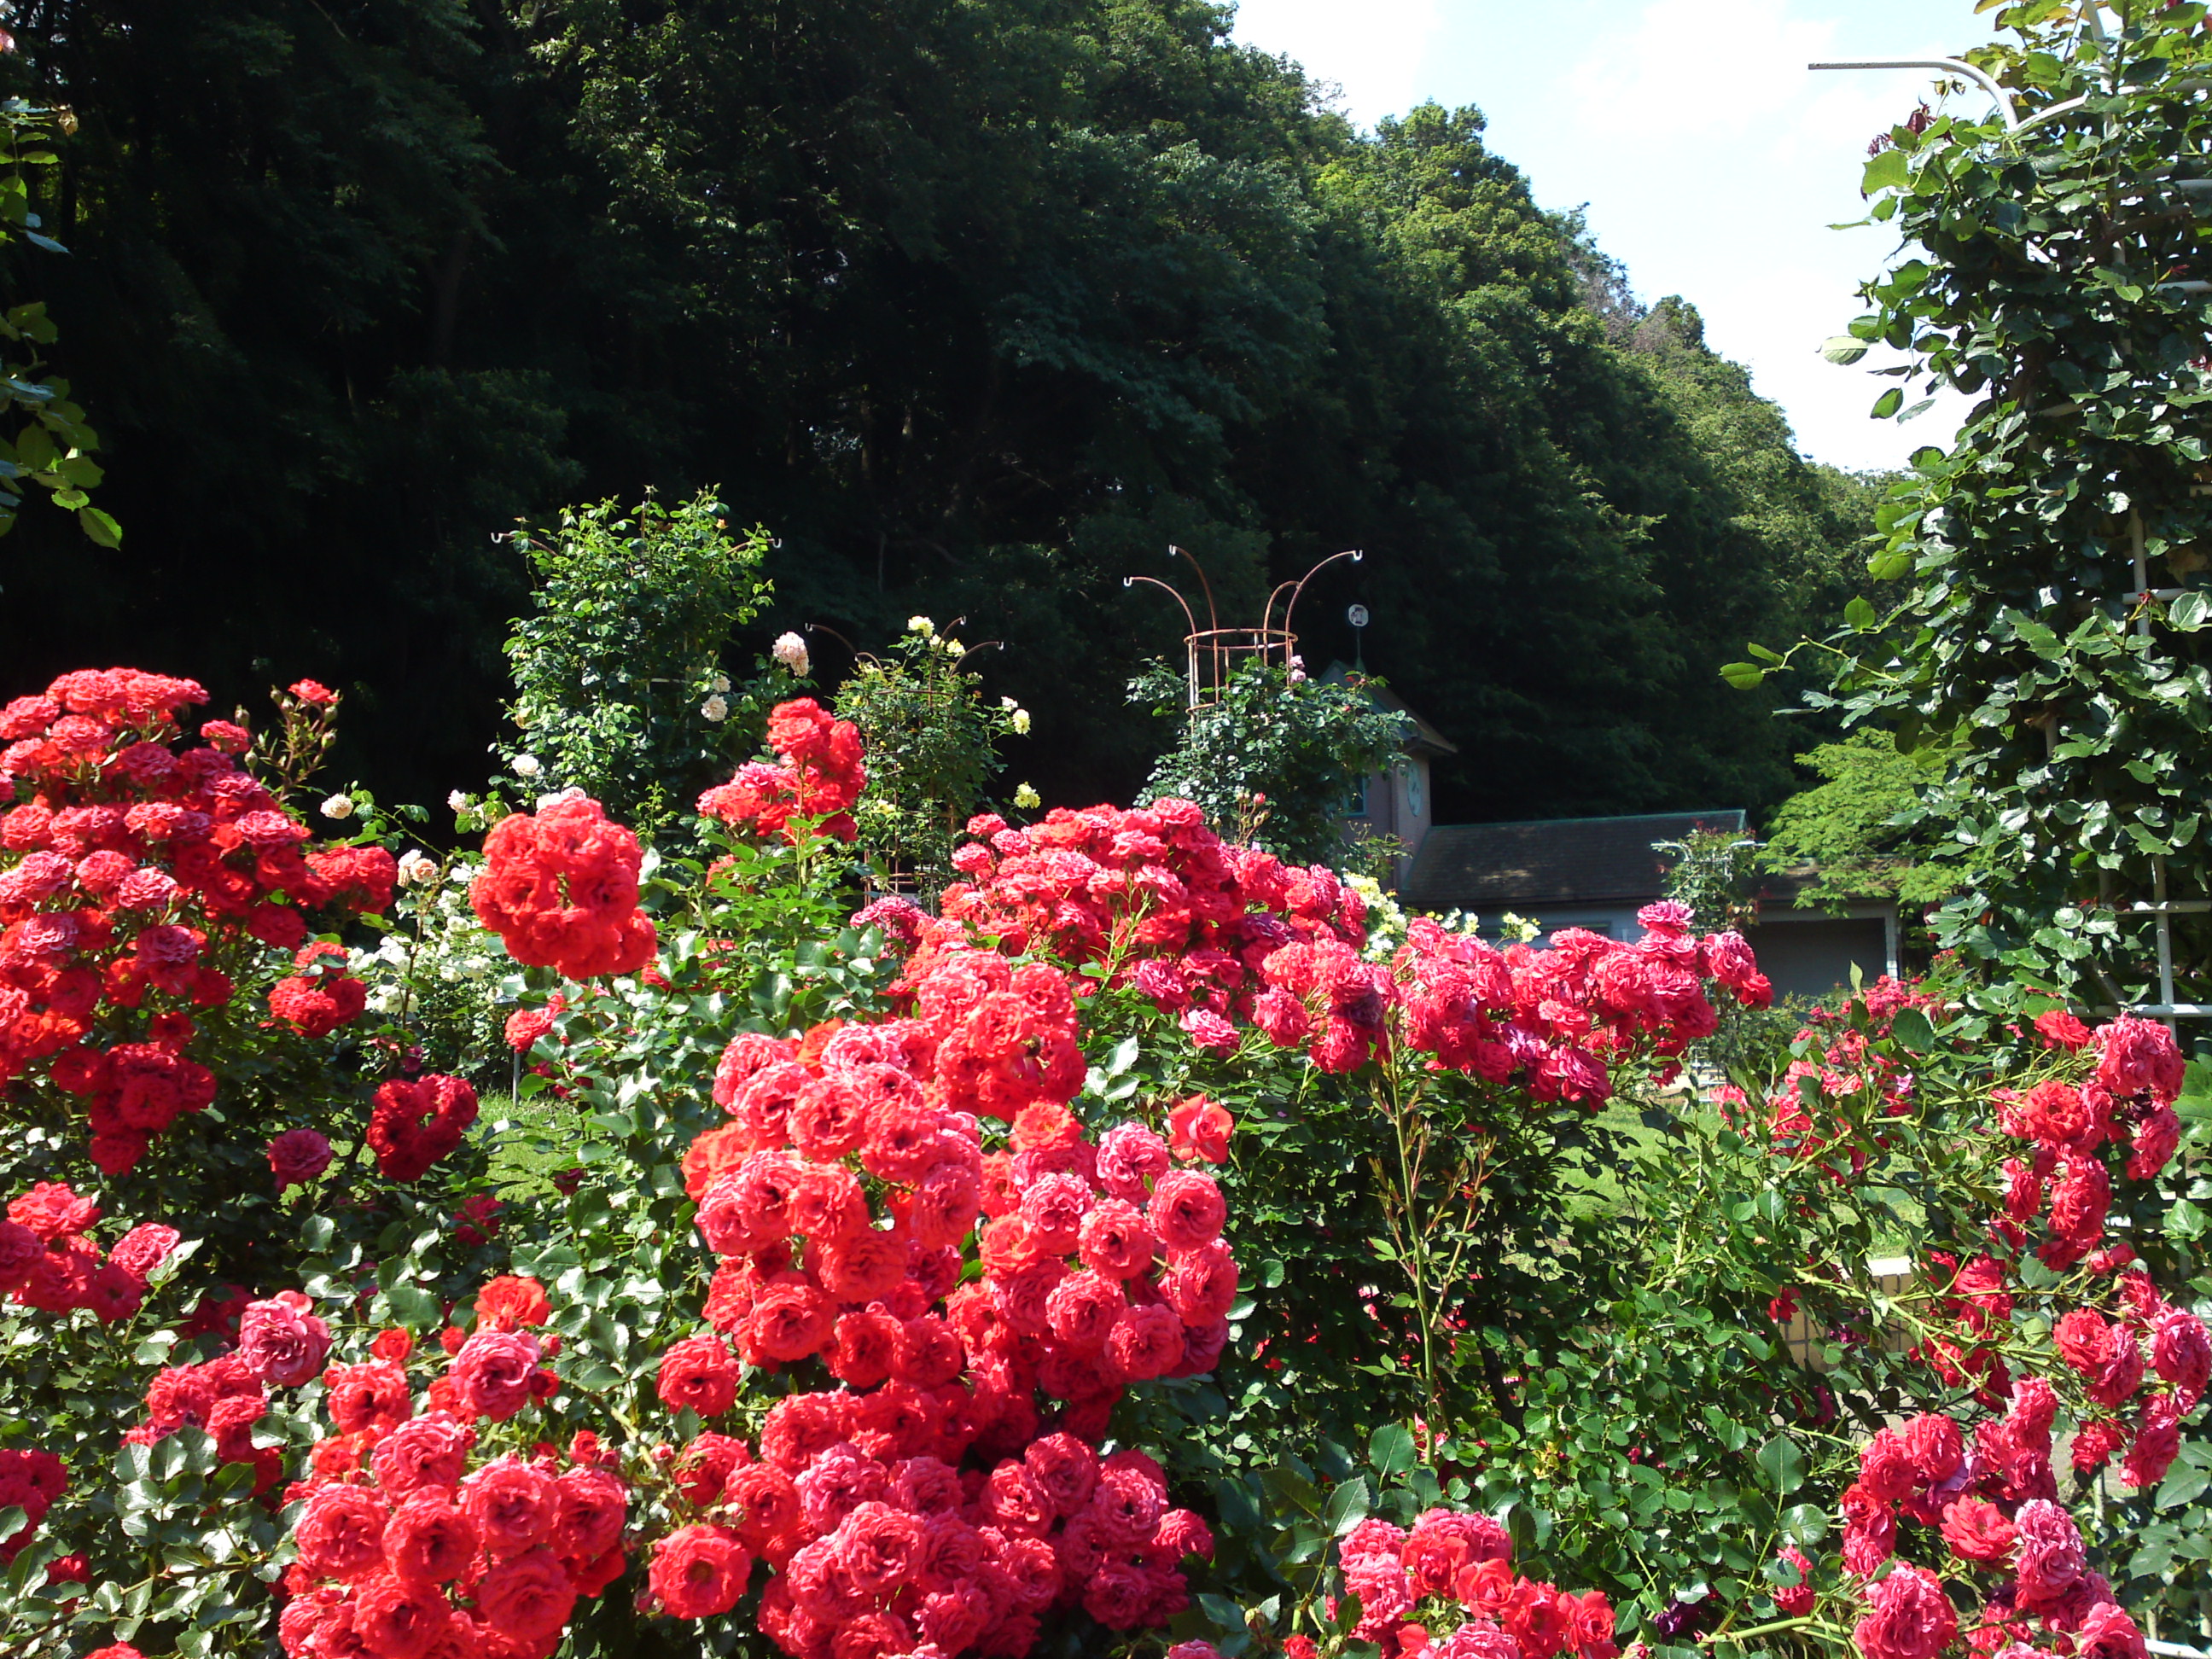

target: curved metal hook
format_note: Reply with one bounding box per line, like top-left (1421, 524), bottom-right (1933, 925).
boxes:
top-left (1122, 574), bottom-right (1200, 642)
top-left (802, 621), bottom-right (861, 656)
top-left (1281, 549), bottom-right (1364, 655)
top-left (1169, 545), bottom-right (1221, 635)
top-left (1808, 58), bottom-right (2019, 131)
top-left (1260, 579), bottom-right (1301, 637)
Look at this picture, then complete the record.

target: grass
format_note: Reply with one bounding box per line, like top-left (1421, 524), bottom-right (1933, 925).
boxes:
top-left (474, 1091), bottom-right (591, 1200)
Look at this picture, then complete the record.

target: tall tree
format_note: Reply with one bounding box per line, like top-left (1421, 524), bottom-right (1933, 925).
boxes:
top-left (0, 0), bottom-right (1871, 829)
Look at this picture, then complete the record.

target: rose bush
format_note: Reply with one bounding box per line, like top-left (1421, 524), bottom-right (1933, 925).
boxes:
top-left (1, 667), bottom-right (2204, 1659)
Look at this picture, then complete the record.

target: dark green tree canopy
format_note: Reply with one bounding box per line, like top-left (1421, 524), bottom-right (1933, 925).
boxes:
top-left (0, 0), bottom-right (1869, 824)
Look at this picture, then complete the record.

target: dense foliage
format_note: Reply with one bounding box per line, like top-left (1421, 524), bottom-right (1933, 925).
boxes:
top-left (0, 99), bottom-right (114, 549)
top-left (834, 620), bottom-right (1030, 891)
top-left (499, 493), bottom-right (776, 837)
top-left (1128, 661), bottom-right (1411, 867)
top-left (0, 0), bottom-right (1872, 818)
top-left (1758, 735), bottom-right (1961, 915)
top-left (1747, 3), bottom-right (2212, 1003)
top-left (2, 654), bottom-right (2203, 1659)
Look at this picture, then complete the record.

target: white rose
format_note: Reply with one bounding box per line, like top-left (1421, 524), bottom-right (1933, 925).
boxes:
top-left (1011, 709), bottom-right (1030, 735)
top-left (907, 614), bottom-right (934, 634)
top-left (701, 694), bottom-right (731, 723)
top-left (397, 850), bottom-right (437, 886)
top-left (320, 794), bottom-right (354, 820)
top-left (447, 789), bottom-right (469, 813)
top-left (772, 632), bottom-right (811, 676)
top-left (512, 754), bottom-right (542, 778)
top-left (711, 672), bottom-right (732, 694)
top-left (1013, 783), bottom-right (1041, 810)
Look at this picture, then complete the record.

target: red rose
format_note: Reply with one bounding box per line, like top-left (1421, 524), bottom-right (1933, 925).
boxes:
top-left (1147, 1170), bottom-right (1225, 1252)
top-left (649, 1524), bottom-right (753, 1620)
top-left (370, 1413), bottom-right (475, 1497)
top-left (350, 1569), bottom-right (451, 1659)
top-left (382, 1495), bottom-right (479, 1582)
top-left (293, 1483), bottom-right (389, 1580)
top-left (474, 1274), bottom-right (550, 1333)
top-left (1167, 1094), bottom-right (1233, 1164)
top-left (1853, 1564), bottom-right (1957, 1659)
top-left (325, 1361), bottom-right (412, 1438)
top-left (236, 1290), bottom-right (331, 1387)
top-left (449, 1330), bottom-right (541, 1422)
top-left (1937, 1497), bottom-right (2017, 1565)
top-left (473, 1545), bottom-right (578, 1647)
top-left (267, 1128), bottom-right (334, 1190)
top-left (656, 1336), bottom-right (742, 1418)
top-left (551, 1466), bottom-right (628, 1561)
top-left (461, 1456), bottom-right (557, 1559)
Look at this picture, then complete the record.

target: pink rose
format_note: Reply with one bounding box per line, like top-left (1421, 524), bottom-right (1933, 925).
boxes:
top-left (449, 1330), bottom-right (543, 1421)
top-left (236, 1290), bottom-right (331, 1387)
top-left (107, 1224), bottom-right (180, 1285)
top-left (1853, 1564), bottom-right (1957, 1659)
top-left (1148, 1170), bottom-right (1225, 1252)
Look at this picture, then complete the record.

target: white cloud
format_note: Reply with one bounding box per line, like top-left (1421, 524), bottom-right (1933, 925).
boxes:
top-left (1556, 0), bottom-right (1972, 469)
top-left (1230, 0), bottom-right (1980, 469)
top-left (1231, 0), bottom-right (1444, 128)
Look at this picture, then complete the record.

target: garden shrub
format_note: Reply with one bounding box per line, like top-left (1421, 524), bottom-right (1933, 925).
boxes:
top-left (0, 665), bottom-right (2206, 1659)
top-left (500, 492), bottom-right (778, 838)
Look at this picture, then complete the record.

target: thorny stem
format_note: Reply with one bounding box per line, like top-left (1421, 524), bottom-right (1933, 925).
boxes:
top-left (1371, 1058), bottom-right (1496, 1425)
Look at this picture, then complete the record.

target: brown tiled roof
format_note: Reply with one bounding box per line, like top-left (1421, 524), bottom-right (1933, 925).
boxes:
top-left (1400, 811), bottom-right (1749, 911)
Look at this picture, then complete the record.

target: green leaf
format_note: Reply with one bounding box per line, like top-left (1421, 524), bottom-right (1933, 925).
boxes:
top-left (1755, 1435), bottom-right (1805, 1498)
top-left (1844, 597), bottom-right (1877, 630)
top-left (77, 504), bottom-right (120, 547)
top-left (1720, 662), bottom-right (1767, 690)
top-left (385, 1283), bottom-right (441, 1328)
top-left (1369, 1422), bottom-right (1417, 1480)
top-left (1871, 388), bottom-right (1903, 419)
top-left (1862, 147), bottom-right (1911, 195)
top-left (2168, 591), bottom-right (2209, 631)
top-left (1779, 1503), bottom-right (1829, 1545)
top-left (1820, 335), bottom-right (1871, 365)
top-left (2155, 1461), bottom-right (2209, 1511)
top-left (1326, 1476), bottom-right (1372, 1535)
top-left (1889, 1007), bottom-right (1936, 1052)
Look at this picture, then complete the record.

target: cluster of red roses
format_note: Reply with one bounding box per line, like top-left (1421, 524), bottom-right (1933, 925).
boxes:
top-left (2, 1179), bottom-right (178, 1323)
top-left (267, 940), bottom-right (370, 1039)
top-left (1995, 1014), bottom-right (2186, 1270)
top-left (1356, 901), bottom-right (1764, 1101)
top-left (649, 982), bottom-right (1235, 1656)
top-left (0, 1444), bottom-right (66, 1563)
top-left (1825, 1406), bottom-right (2156, 1659)
top-left (1755, 978), bottom-right (1950, 1172)
top-left (1895, 1013), bottom-right (2205, 1443)
top-left (697, 698), bottom-right (867, 844)
top-left (649, 1416), bottom-right (1215, 1659)
top-left (279, 1277), bottom-right (630, 1659)
top-left (469, 794), bottom-right (655, 981)
top-left (0, 667), bottom-right (395, 1172)
top-left (1324, 1508), bottom-right (1618, 1659)
top-left (124, 1289), bottom-right (338, 1494)
top-left (930, 801), bottom-right (1755, 1103)
top-left (367, 1073), bottom-right (483, 1183)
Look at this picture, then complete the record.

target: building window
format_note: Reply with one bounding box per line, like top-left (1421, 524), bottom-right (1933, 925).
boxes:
top-left (1345, 776), bottom-right (1369, 818)
top-left (1404, 762), bottom-right (1423, 819)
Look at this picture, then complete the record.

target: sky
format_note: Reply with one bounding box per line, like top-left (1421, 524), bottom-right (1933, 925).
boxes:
top-left (1228, 0), bottom-right (1997, 473)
